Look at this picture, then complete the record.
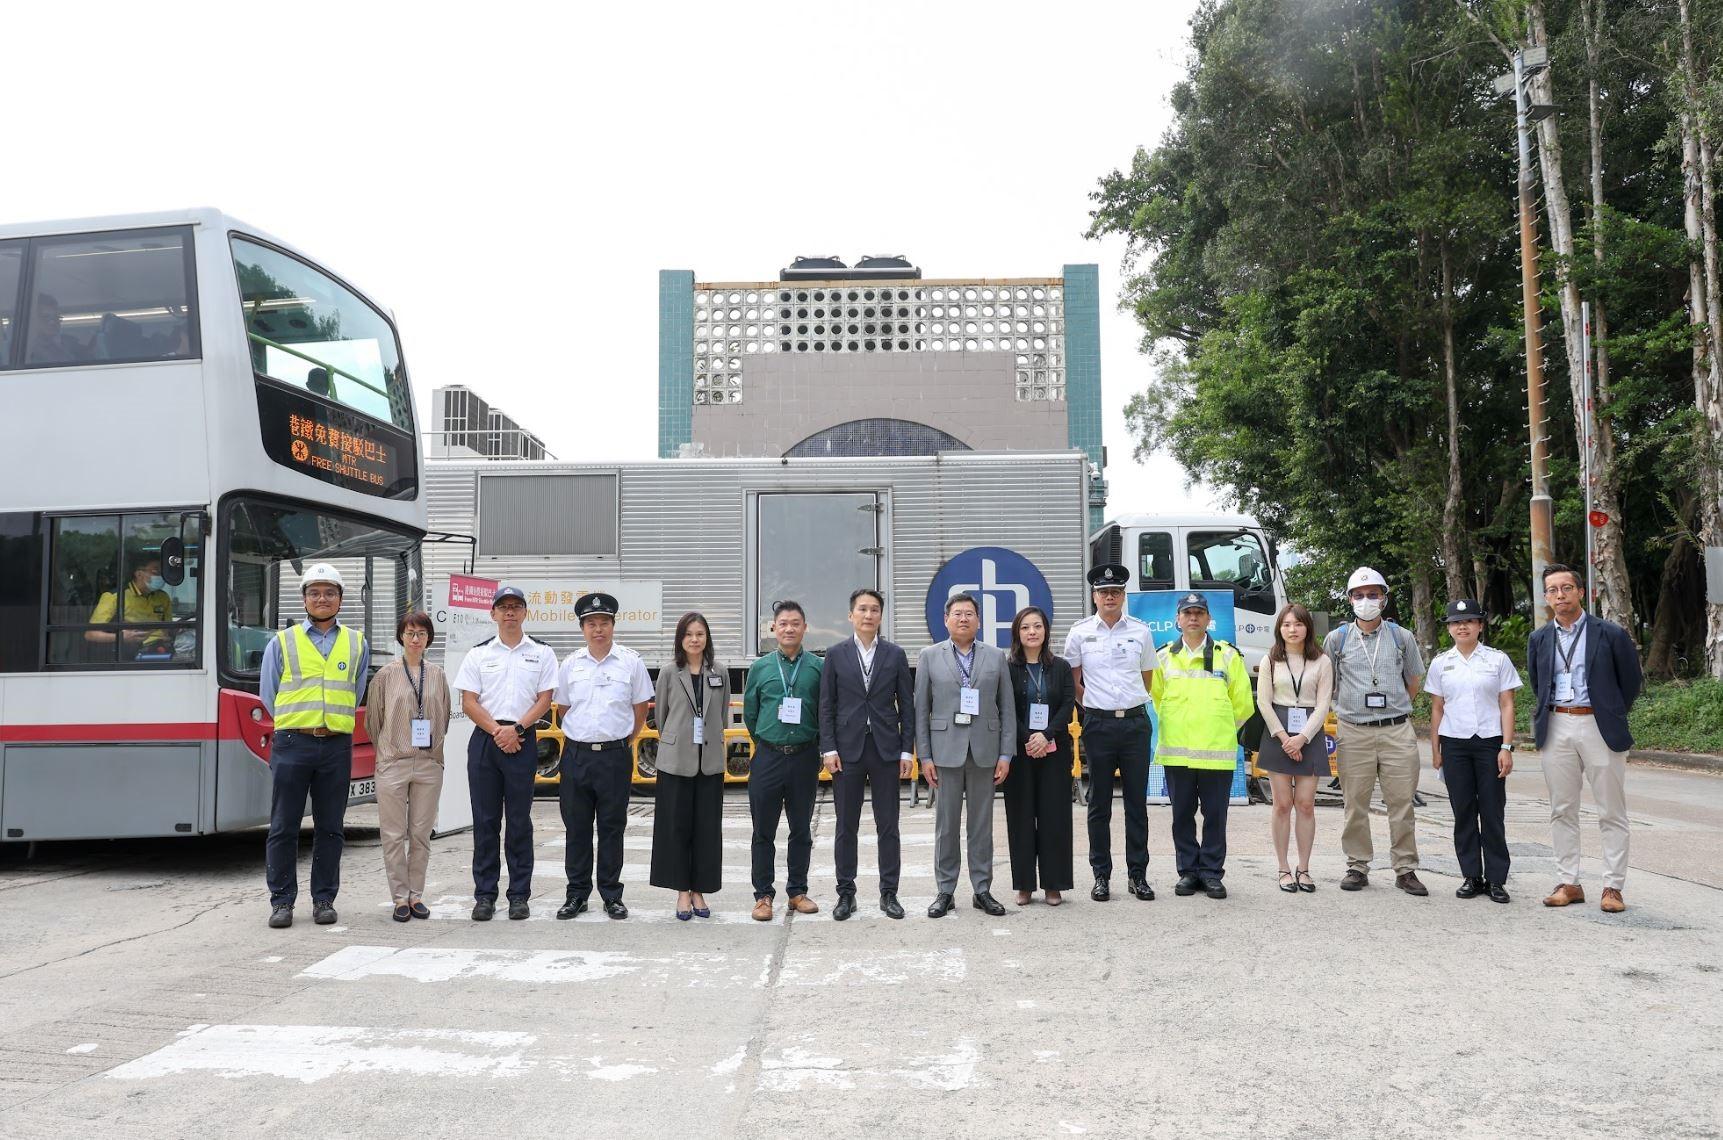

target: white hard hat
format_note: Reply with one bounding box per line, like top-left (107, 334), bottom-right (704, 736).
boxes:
top-left (302, 563), bottom-right (346, 593)
top-left (1346, 566), bottom-right (1388, 593)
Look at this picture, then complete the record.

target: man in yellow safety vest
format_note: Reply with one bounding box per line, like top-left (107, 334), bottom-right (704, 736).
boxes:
top-left (1150, 593), bottom-right (1253, 900)
top-left (260, 562), bottom-right (369, 929)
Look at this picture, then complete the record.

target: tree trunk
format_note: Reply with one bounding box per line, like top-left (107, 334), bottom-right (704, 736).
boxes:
top-left (1646, 494), bottom-right (1697, 679)
top-left (1580, 0), bottom-right (1637, 638)
top-left (1527, 2), bottom-right (1589, 429)
top-left (1439, 241), bottom-right (1468, 603)
top-left (1409, 558), bottom-right (1437, 657)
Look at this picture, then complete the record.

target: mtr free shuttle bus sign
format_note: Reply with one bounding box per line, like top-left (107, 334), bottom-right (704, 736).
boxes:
top-left (256, 382), bottom-right (417, 499)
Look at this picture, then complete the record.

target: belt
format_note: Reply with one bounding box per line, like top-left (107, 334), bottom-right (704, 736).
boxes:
top-left (279, 727), bottom-right (351, 739)
top-left (1551, 706), bottom-right (1594, 716)
top-left (1085, 706), bottom-right (1147, 720)
top-left (766, 740), bottom-right (816, 755)
top-left (571, 738), bottom-right (629, 752)
top-left (1343, 715), bottom-right (1408, 728)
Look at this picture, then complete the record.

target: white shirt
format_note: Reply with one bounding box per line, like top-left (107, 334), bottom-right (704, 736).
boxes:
top-left (1062, 613), bottom-right (1155, 710)
top-left (452, 634), bottom-right (558, 722)
top-left (555, 642), bottom-right (653, 741)
top-left (1425, 644), bottom-right (1521, 740)
top-left (855, 634), bottom-right (878, 684)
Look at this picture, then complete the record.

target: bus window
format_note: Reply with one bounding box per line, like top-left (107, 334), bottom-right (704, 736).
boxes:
top-left (0, 513), bottom-right (44, 672)
top-left (22, 229), bottom-right (197, 368)
top-left (1187, 529), bottom-right (1276, 616)
top-left (46, 512), bottom-right (199, 666)
top-left (1137, 531), bottom-right (1175, 590)
top-left (0, 242), bottom-right (22, 367)
top-left (231, 238), bottom-right (411, 431)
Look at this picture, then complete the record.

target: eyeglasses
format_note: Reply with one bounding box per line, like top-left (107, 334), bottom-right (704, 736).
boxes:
top-left (402, 629), bottom-right (430, 640)
top-left (1543, 584), bottom-right (1580, 596)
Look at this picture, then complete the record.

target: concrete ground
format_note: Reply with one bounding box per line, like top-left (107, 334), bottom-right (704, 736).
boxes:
top-left (1, 745), bottom-right (1719, 1140)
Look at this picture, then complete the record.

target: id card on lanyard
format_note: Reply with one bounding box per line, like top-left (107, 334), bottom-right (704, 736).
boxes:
top-left (1026, 662), bottom-right (1050, 731)
top-left (776, 652), bottom-right (804, 725)
top-left (954, 645), bottom-right (978, 724)
top-left (1554, 619), bottom-right (1583, 704)
top-left (405, 661), bottom-right (432, 748)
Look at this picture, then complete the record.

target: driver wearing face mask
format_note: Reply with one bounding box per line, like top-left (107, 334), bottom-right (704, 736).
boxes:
top-left (86, 554), bottom-right (175, 659)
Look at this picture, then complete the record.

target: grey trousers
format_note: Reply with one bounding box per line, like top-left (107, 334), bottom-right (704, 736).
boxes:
top-left (934, 758), bottom-right (996, 895)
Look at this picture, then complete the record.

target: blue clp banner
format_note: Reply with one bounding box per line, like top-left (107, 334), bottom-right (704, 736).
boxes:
top-left (924, 546), bottom-right (1055, 650)
top-left (1126, 589), bottom-right (1237, 650)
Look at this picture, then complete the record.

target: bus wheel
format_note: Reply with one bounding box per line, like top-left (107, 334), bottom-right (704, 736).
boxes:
top-left (535, 738), bottom-right (562, 781)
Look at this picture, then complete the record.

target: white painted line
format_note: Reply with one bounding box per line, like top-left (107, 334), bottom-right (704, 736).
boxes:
top-left (410, 896), bottom-right (781, 925)
top-left (756, 1036), bottom-right (981, 1092)
top-left (105, 1025), bottom-right (534, 1083)
top-left (777, 947), bottom-right (966, 987)
top-left (300, 945), bottom-right (765, 987)
top-left (258, 956), bottom-right (283, 963)
top-left (67, 1043), bottom-right (98, 1055)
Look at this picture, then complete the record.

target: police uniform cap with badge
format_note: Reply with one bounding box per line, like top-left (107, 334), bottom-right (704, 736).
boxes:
top-left (575, 592), bottom-right (620, 621)
top-left (1088, 563), bottom-right (1130, 590)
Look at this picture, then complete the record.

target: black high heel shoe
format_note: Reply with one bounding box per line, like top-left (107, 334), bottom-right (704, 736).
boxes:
top-left (1296, 869), bottom-right (1316, 893)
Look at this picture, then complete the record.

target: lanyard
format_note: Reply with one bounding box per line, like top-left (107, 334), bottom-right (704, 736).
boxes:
top-left (1556, 617), bottom-right (1585, 673)
top-left (1026, 662), bottom-right (1045, 703)
top-left (857, 638), bottom-right (875, 686)
top-left (954, 644), bottom-right (976, 687)
top-left (1283, 657), bottom-right (1306, 703)
top-left (775, 651), bottom-right (803, 696)
top-left (1359, 626), bottom-right (1386, 687)
top-left (403, 659), bottom-right (426, 717)
top-left (691, 667), bottom-right (705, 718)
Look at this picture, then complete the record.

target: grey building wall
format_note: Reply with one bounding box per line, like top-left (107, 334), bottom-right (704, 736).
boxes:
top-left (689, 351), bottom-right (1068, 457)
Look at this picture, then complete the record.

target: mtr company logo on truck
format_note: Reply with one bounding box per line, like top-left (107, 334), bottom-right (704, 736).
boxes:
top-left (924, 547), bottom-right (1055, 649)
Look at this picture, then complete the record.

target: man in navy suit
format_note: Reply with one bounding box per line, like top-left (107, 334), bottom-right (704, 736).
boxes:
top-left (819, 588), bottom-right (916, 921)
top-left (1528, 563), bottom-right (1643, 913)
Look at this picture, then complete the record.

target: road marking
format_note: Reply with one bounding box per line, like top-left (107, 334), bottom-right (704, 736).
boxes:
top-left (755, 1036), bottom-right (981, 1092)
top-left (408, 896), bottom-right (781, 924)
top-left (777, 948), bottom-right (966, 987)
top-left (105, 1025), bottom-right (534, 1083)
top-left (66, 1043), bottom-right (98, 1054)
top-left (300, 945), bottom-right (764, 987)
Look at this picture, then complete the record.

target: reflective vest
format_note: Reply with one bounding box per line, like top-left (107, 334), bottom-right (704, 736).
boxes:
top-left (273, 624), bottom-right (363, 733)
top-left (1149, 636), bottom-right (1254, 769)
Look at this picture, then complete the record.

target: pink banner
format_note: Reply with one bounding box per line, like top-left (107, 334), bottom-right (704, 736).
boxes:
top-left (448, 573), bottom-right (500, 611)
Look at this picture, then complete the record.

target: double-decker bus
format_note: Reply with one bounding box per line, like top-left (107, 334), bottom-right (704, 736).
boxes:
top-left (0, 209), bottom-right (425, 843)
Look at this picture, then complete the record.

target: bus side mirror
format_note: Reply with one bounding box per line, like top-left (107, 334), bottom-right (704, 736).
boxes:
top-left (160, 537), bottom-right (187, 587)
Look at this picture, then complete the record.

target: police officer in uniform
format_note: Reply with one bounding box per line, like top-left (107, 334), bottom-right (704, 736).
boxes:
top-left (262, 563), bottom-right (369, 929)
top-left (1062, 563), bottom-right (1157, 902)
top-left (453, 585), bottom-right (557, 921)
top-left (554, 592), bottom-right (653, 920)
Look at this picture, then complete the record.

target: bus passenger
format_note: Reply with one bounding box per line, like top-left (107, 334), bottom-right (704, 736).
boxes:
top-left (649, 612), bottom-right (731, 920)
top-left (453, 586), bottom-right (556, 921)
top-left (25, 293), bottom-right (82, 365)
top-left (365, 612), bottom-right (451, 922)
top-left (261, 564), bottom-right (370, 929)
top-left (86, 554), bottom-right (173, 659)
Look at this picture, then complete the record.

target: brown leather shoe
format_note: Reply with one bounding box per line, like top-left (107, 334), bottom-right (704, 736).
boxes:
top-left (1543, 883), bottom-right (1586, 907)
top-left (787, 894), bottom-right (819, 915)
top-left (1600, 887), bottom-right (1626, 913)
top-left (1395, 871), bottom-right (1429, 896)
top-left (751, 897), bottom-right (774, 922)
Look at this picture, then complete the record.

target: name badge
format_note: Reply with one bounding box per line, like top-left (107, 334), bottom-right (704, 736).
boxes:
top-left (708, 674), bottom-right (724, 687)
top-left (959, 688), bottom-right (981, 717)
top-left (778, 696), bottom-right (803, 725)
top-left (1028, 703), bottom-right (1050, 731)
top-left (692, 716), bottom-right (705, 745)
top-left (410, 719), bottom-right (432, 748)
top-left (1285, 707), bottom-right (1309, 735)
top-left (955, 712), bottom-right (973, 726)
top-left (1365, 692), bottom-right (1389, 710)
top-left (1553, 673), bottom-right (1575, 703)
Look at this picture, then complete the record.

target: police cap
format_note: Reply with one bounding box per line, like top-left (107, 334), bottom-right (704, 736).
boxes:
top-left (1176, 592), bottom-right (1210, 613)
top-left (574, 592), bottom-right (619, 620)
top-left (1087, 563), bottom-right (1130, 590)
top-left (1443, 598), bottom-right (1487, 623)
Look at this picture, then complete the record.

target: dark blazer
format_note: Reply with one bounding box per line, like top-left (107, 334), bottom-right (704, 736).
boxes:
top-left (1008, 655), bottom-right (1076, 758)
top-left (1527, 615), bottom-right (1642, 753)
top-left (818, 636), bottom-right (915, 760)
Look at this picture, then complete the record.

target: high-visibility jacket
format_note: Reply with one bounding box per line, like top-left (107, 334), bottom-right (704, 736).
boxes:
top-left (272, 624), bottom-right (364, 733)
top-left (1149, 636), bottom-right (1254, 769)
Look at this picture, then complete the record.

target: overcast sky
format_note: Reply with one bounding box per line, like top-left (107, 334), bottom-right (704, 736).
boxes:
top-left (4, 0), bottom-right (1217, 514)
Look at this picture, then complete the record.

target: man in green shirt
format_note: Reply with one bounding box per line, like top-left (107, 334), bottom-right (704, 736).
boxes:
top-left (743, 601), bottom-right (824, 921)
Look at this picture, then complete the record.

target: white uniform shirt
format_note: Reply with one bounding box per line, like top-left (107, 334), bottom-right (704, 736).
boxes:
top-left (555, 643), bottom-right (653, 742)
top-left (1062, 613), bottom-right (1156, 710)
top-left (452, 634), bottom-right (558, 722)
top-left (1424, 644), bottom-right (1521, 740)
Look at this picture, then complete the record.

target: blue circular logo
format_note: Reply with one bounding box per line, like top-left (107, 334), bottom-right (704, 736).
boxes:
top-left (924, 547), bottom-right (1055, 649)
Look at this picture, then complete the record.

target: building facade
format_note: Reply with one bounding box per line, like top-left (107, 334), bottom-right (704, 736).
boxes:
top-left (428, 384), bottom-right (552, 461)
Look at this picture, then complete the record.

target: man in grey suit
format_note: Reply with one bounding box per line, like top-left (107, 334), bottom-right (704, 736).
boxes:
top-left (916, 593), bottom-right (1015, 918)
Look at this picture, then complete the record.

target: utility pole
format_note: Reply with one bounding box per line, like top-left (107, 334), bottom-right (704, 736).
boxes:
top-left (1496, 46), bottom-right (1557, 628)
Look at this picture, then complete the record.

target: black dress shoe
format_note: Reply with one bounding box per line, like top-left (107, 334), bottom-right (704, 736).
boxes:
top-left (603, 900), bottom-right (628, 920)
top-left (508, 899), bottom-right (530, 920)
top-left (1202, 877), bottom-right (1227, 900)
top-left (1129, 878), bottom-right (1155, 901)
top-left (972, 891), bottom-right (1007, 916)
top-left (1174, 874), bottom-right (1203, 896)
top-left (472, 898), bottom-right (495, 922)
top-left (879, 892), bottom-right (904, 920)
top-left (267, 905), bottom-right (292, 929)
top-left (312, 901), bottom-right (338, 925)
top-left (1456, 877), bottom-right (1484, 899)
top-left (1090, 877), bottom-right (1110, 901)
top-left (555, 899), bottom-right (587, 920)
top-left (1487, 881), bottom-right (1511, 904)
top-left (832, 892), bottom-right (857, 921)
top-left (927, 892), bottom-right (956, 918)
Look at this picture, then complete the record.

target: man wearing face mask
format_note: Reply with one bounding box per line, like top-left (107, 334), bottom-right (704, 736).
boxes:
top-left (86, 554), bottom-right (174, 660)
top-left (1322, 567), bottom-right (1429, 895)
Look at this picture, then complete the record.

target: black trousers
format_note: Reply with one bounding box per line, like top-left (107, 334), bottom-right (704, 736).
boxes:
top-left (1003, 751), bottom-right (1074, 891)
top-left (748, 741), bottom-right (821, 899)
top-left (468, 728), bottom-right (535, 902)
top-left (1442, 734), bottom-right (1510, 882)
top-left (1083, 714), bottom-right (1152, 879)
top-left (650, 770), bottom-right (723, 893)
top-left (1164, 765), bottom-right (1232, 878)
top-left (833, 736), bottom-right (902, 895)
top-left (561, 742), bottom-right (631, 903)
top-left (265, 730), bottom-right (351, 908)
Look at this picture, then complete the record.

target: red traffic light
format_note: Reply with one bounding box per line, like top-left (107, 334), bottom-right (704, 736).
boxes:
top-left (1588, 510), bottom-right (1609, 528)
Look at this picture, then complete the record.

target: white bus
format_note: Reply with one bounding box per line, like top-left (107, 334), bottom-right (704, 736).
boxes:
top-left (0, 209), bottom-right (426, 843)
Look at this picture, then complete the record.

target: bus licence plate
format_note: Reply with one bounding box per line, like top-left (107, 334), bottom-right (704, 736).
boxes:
top-left (348, 778), bottom-right (377, 802)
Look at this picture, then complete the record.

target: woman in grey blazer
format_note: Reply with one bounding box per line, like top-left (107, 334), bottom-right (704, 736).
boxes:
top-left (650, 612), bottom-right (733, 919)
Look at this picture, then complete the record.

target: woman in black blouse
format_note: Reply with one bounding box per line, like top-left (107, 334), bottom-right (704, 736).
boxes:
top-left (1004, 606), bottom-right (1076, 905)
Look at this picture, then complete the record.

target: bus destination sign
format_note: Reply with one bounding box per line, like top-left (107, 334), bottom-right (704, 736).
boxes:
top-left (257, 382), bottom-right (417, 499)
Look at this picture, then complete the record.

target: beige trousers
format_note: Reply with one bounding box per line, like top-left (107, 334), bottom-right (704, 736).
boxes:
top-left (1335, 718), bottom-right (1420, 874)
top-left (1541, 712), bottom-right (1630, 891)
top-left (377, 752), bottom-right (443, 904)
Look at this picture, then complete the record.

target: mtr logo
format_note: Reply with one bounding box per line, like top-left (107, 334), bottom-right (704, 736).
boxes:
top-left (924, 547), bottom-right (1055, 649)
